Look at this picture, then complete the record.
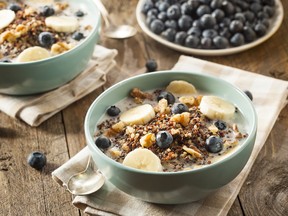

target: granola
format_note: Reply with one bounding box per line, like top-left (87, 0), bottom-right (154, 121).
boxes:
top-left (94, 80), bottom-right (248, 172)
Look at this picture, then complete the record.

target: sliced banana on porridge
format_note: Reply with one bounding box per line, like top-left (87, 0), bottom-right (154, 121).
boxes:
top-left (123, 148), bottom-right (163, 172)
top-left (0, 10), bottom-right (15, 30)
top-left (199, 95), bottom-right (235, 120)
top-left (120, 104), bottom-right (155, 125)
top-left (17, 46), bottom-right (51, 62)
top-left (166, 80), bottom-right (197, 96)
top-left (45, 16), bottom-right (79, 33)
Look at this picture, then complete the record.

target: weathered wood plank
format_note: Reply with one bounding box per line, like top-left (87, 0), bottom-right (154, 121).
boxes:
top-left (0, 113), bottom-right (78, 216)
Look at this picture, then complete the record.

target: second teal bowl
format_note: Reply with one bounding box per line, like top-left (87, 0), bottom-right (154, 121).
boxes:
top-left (85, 71), bottom-right (257, 204)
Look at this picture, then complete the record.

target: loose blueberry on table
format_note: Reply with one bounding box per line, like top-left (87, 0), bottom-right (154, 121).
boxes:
top-left (141, 0), bottom-right (277, 50)
top-left (27, 151), bottom-right (47, 170)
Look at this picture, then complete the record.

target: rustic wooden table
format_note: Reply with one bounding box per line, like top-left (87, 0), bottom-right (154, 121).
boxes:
top-left (1, 0), bottom-right (288, 215)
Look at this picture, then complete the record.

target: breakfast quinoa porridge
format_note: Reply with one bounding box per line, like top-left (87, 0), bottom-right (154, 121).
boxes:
top-left (0, 0), bottom-right (93, 63)
top-left (94, 80), bottom-right (248, 172)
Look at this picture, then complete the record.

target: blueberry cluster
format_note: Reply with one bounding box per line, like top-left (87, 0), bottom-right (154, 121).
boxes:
top-left (141, 0), bottom-right (276, 49)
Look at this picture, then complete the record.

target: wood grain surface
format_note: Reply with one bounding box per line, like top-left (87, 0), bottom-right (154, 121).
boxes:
top-left (0, 0), bottom-right (288, 215)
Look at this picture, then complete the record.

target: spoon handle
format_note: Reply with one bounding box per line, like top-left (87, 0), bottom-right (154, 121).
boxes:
top-left (93, 0), bottom-right (111, 28)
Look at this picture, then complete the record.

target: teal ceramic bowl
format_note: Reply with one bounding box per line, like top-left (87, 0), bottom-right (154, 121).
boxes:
top-left (85, 71), bottom-right (257, 204)
top-left (0, 0), bottom-right (101, 95)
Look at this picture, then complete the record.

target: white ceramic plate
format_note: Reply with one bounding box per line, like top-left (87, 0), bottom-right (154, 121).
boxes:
top-left (136, 0), bottom-right (284, 56)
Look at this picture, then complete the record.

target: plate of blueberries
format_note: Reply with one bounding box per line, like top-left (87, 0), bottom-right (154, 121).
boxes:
top-left (136, 0), bottom-right (284, 56)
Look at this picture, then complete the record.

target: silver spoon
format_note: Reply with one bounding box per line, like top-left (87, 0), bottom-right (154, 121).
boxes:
top-left (94, 0), bottom-right (137, 39)
top-left (67, 156), bottom-right (105, 195)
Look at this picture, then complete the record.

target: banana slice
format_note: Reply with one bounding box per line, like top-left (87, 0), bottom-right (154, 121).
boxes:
top-left (199, 95), bottom-right (235, 120)
top-left (45, 16), bottom-right (79, 33)
top-left (17, 46), bottom-right (51, 62)
top-left (166, 80), bottom-right (197, 95)
top-left (0, 10), bottom-right (15, 30)
top-left (123, 148), bottom-right (163, 172)
top-left (120, 104), bottom-right (155, 125)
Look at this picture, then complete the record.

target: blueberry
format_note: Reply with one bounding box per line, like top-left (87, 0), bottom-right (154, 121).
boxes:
top-left (75, 10), bottom-right (85, 17)
top-left (72, 32), bottom-right (85, 41)
top-left (147, 8), bottom-right (158, 17)
top-left (234, 13), bottom-right (246, 23)
top-left (185, 35), bottom-right (200, 48)
top-left (142, 0), bottom-right (154, 14)
top-left (263, 5), bottom-right (275, 17)
top-left (244, 10), bottom-right (255, 22)
top-left (106, 105), bottom-right (121, 116)
top-left (164, 19), bottom-right (178, 29)
top-left (187, 27), bottom-right (202, 37)
top-left (200, 14), bottom-right (217, 29)
top-left (178, 15), bottom-right (193, 31)
top-left (244, 90), bottom-right (253, 101)
top-left (167, 5), bottom-right (181, 20)
top-left (201, 37), bottom-right (213, 49)
top-left (157, 12), bottom-right (167, 22)
top-left (192, 19), bottom-right (202, 28)
top-left (210, 0), bottom-right (222, 9)
top-left (229, 20), bottom-right (244, 33)
top-left (214, 120), bottom-right (227, 130)
top-left (158, 2), bottom-right (169, 12)
top-left (219, 28), bottom-right (231, 38)
top-left (196, 5), bottom-right (211, 17)
top-left (40, 5), bottom-right (55, 17)
top-left (8, 3), bottom-right (21, 12)
top-left (219, 17), bottom-right (231, 28)
top-left (212, 9), bottom-right (225, 22)
top-left (222, 1), bottom-right (235, 15)
top-left (171, 103), bottom-right (189, 114)
top-left (38, 32), bottom-right (54, 47)
top-left (157, 91), bottom-right (175, 104)
top-left (250, 3), bottom-right (262, 14)
top-left (202, 29), bottom-right (218, 38)
top-left (243, 26), bottom-right (256, 42)
top-left (230, 33), bottom-right (245, 46)
top-left (188, 0), bottom-right (200, 10)
top-left (150, 19), bottom-right (165, 34)
top-left (181, 2), bottom-right (193, 15)
top-left (263, 0), bottom-right (275, 6)
top-left (174, 31), bottom-right (187, 45)
top-left (27, 152), bottom-right (47, 170)
top-left (213, 36), bottom-right (229, 49)
top-left (254, 23), bottom-right (267, 36)
top-left (95, 136), bottom-right (111, 149)
top-left (145, 59), bottom-right (158, 72)
top-left (161, 28), bottom-right (176, 42)
top-left (205, 136), bottom-right (223, 153)
top-left (146, 15), bottom-right (157, 26)
top-left (156, 131), bottom-right (173, 148)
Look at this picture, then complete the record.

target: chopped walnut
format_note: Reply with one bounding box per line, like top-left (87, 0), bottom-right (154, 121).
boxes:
top-left (170, 112), bottom-right (190, 127)
top-left (140, 133), bottom-right (156, 148)
top-left (125, 126), bottom-right (135, 134)
top-left (156, 98), bottom-right (170, 114)
top-left (194, 95), bottom-right (203, 106)
top-left (0, 31), bottom-right (17, 43)
top-left (208, 124), bottom-right (218, 134)
top-left (111, 121), bottom-right (125, 133)
top-left (183, 145), bottom-right (202, 158)
top-left (51, 42), bottom-right (73, 55)
top-left (108, 147), bottom-right (121, 158)
top-left (0, 1), bottom-right (7, 9)
top-left (130, 87), bottom-right (152, 103)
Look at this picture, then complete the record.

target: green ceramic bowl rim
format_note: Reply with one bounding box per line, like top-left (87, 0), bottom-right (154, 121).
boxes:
top-left (85, 71), bottom-right (257, 176)
top-left (0, 1), bottom-right (101, 66)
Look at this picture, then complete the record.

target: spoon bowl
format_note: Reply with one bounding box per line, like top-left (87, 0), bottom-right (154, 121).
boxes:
top-left (94, 0), bottom-right (137, 39)
top-left (67, 156), bottom-right (105, 195)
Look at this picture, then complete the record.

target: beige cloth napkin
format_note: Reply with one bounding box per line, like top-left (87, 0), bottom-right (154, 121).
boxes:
top-left (52, 56), bottom-right (288, 216)
top-left (0, 45), bottom-right (117, 127)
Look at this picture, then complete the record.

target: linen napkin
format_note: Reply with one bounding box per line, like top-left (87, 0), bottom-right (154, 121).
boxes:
top-left (0, 45), bottom-right (117, 127)
top-left (52, 55), bottom-right (288, 216)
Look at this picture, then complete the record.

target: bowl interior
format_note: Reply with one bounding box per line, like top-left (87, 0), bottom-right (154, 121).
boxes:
top-left (0, 0), bottom-right (101, 65)
top-left (85, 71), bottom-right (257, 173)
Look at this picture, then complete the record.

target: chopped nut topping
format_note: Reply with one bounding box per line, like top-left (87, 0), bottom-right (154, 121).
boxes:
top-left (183, 145), bottom-right (202, 159)
top-left (140, 133), bottom-right (156, 148)
top-left (170, 112), bottom-right (190, 127)
top-left (179, 96), bottom-right (195, 106)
